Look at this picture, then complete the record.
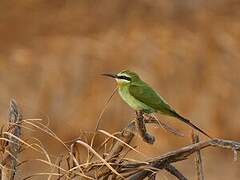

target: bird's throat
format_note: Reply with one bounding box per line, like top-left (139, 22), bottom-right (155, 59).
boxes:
top-left (116, 79), bottom-right (130, 86)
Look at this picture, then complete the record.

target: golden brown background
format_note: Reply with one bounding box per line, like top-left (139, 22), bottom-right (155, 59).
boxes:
top-left (0, 0), bottom-right (240, 179)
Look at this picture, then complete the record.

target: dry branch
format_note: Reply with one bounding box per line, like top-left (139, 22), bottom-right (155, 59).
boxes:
top-left (135, 110), bottom-right (155, 144)
top-left (1, 99), bottom-right (22, 180)
top-left (122, 138), bottom-right (240, 179)
top-left (0, 100), bottom-right (239, 180)
top-left (192, 132), bottom-right (204, 180)
top-left (85, 113), bottom-right (240, 180)
top-left (94, 114), bottom-right (187, 179)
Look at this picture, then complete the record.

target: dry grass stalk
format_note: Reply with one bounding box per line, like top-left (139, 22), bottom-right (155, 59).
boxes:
top-left (0, 100), bottom-right (239, 180)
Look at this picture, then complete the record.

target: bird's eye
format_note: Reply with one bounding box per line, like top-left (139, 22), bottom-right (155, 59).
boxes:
top-left (117, 76), bottom-right (131, 81)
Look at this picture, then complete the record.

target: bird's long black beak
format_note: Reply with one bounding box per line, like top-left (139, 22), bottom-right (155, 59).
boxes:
top-left (101, 73), bottom-right (117, 79)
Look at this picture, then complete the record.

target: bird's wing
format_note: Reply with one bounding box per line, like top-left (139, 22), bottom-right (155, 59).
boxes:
top-left (129, 82), bottom-right (174, 114)
top-left (130, 82), bottom-right (212, 138)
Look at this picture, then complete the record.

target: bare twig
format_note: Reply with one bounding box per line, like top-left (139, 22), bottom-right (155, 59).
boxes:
top-left (123, 138), bottom-right (240, 179)
top-left (144, 114), bottom-right (184, 137)
top-left (97, 116), bottom-right (185, 179)
top-left (192, 132), bottom-right (204, 180)
top-left (164, 164), bottom-right (187, 180)
top-left (135, 110), bottom-right (155, 144)
top-left (1, 99), bottom-right (23, 180)
top-left (105, 121), bottom-right (136, 161)
top-left (1, 100), bottom-right (238, 180)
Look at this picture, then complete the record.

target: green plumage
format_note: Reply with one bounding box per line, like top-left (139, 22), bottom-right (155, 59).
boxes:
top-left (103, 70), bottom-right (211, 138)
top-left (129, 80), bottom-right (174, 114)
top-left (117, 70), bottom-right (175, 115)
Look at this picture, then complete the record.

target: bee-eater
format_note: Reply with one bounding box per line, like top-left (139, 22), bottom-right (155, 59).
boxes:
top-left (102, 70), bottom-right (211, 138)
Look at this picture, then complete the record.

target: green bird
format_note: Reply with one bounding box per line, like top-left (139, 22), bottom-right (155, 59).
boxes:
top-left (102, 70), bottom-right (211, 138)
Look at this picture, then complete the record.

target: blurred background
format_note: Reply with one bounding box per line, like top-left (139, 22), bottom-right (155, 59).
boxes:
top-left (0, 0), bottom-right (240, 179)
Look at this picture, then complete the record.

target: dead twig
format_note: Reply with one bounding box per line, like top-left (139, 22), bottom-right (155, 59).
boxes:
top-left (96, 115), bottom-right (185, 179)
top-left (1, 99), bottom-right (23, 180)
top-left (164, 164), bottom-right (187, 180)
top-left (144, 114), bottom-right (184, 137)
top-left (192, 132), bottom-right (204, 180)
top-left (123, 138), bottom-right (240, 179)
top-left (1, 100), bottom-right (238, 180)
top-left (135, 110), bottom-right (155, 144)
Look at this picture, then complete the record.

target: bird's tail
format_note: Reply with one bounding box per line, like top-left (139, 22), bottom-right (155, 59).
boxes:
top-left (171, 111), bottom-right (212, 139)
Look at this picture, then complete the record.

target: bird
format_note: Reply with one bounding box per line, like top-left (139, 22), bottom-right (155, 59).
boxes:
top-left (102, 70), bottom-right (211, 138)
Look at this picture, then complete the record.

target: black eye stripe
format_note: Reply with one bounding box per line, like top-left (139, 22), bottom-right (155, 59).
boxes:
top-left (117, 76), bottom-right (131, 81)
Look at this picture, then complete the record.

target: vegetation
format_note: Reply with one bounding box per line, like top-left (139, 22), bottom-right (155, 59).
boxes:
top-left (0, 100), bottom-right (239, 179)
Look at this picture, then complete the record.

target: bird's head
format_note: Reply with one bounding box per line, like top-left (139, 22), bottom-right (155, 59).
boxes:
top-left (102, 70), bottom-right (140, 86)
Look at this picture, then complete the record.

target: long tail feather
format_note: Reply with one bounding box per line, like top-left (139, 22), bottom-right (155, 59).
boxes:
top-left (172, 111), bottom-right (212, 139)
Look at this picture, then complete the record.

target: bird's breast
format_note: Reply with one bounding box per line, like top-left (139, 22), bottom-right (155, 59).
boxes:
top-left (118, 86), bottom-right (155, 113)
